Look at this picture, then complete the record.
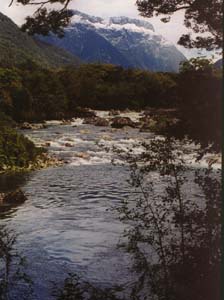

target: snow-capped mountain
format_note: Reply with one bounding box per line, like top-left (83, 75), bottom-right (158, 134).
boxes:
top-left (39, 10), bottom-right (186, 72)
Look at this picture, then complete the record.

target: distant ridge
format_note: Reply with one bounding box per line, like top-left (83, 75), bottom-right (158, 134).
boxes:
top-left (38, 10), bottom-right (187, 72)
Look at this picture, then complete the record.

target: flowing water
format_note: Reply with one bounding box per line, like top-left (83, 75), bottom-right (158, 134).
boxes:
top-left (0, 111), bottom-right (220, 299)
top-left (0, 111), bottom-right (154, 299)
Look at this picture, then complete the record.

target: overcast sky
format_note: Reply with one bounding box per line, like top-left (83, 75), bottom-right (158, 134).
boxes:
top-left (0, 0), bottom-right (219, 59)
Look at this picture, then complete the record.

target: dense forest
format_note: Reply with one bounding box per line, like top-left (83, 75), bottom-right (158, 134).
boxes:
top-left (0, 57), bottom-right (221, 144)
top-left (0, 57), bottom-right (221, 171)
top-left (0, 61), bottom-right (178, 121)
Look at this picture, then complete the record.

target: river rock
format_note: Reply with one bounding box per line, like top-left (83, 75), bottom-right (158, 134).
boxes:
top-left (20, 122), bottom-right (47, 130)
top-left (100, 135), bottom-right (112, 141)
top-left (111, 117), bottom-right (137, 128)
top-left (0, 189), bottom-right (27, 206)
top-left (73, 107), bottom-right (96, 118)
top-left (94, 118), bottom-right (109, 127)
top-left (109, 110), bottom-right (120, 116)
top-left (79, 129), bottom-right (90, 134)
top-left (75, 152), bottom-right (90, 159)
top-left (83, 117), bottom-right (98, 125)
top-left (64, 143), bottom-right (73, 147)
top-left (84, 116), bottom-right (109, 127)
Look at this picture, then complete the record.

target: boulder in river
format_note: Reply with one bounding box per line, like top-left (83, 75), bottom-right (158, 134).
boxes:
top-left (84, 116), bottom-right (109, 127)
top-left (64, 143), bottom-right (73, 147)
top-left (73, 107), bottom-right (96, 118)
top-left (83, 116), bottom-right (99, 125)
top-left (0, 189), bottom-right (27, 207)
top-left (75, 152), bottom-right (90, 159)
top-left (109, 110), bottom-right (120, 116)
top-left (79, 129), bottom-right (90, 134)
top-left (111, 117), bottom-right (137, 128)
top-left (94, 118), bottom-right (109, 127)
top-left (20, 122), bottom-right (47, 130)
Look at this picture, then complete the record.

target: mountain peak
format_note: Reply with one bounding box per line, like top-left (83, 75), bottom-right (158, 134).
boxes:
top-left (39, 10), bottom-right (186, 72)
top-left (71, 11), bottom-right (155, 32)
top-left (71, 10), bottom-right (104, 24)
top-left (109, 16), bottom-right (155, 32)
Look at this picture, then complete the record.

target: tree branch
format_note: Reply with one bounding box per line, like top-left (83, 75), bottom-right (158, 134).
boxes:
top-left (8, 0), bottom-right (14, 7)
top-left (172, 5), bottom-right (190, 12)
top-left (27, 1), bottom-right (52, 5)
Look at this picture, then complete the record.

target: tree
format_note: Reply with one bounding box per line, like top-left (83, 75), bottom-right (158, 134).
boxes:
top-left (9, 0), bottom-right (73, 36)
top-left (136, 0), bottom-right (222, 50)
top-left (177, 58), bottom-right (221, 151)
top-left (113, 137), bottom-right (221, 300)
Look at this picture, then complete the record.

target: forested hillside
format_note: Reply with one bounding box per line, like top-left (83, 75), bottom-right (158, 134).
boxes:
top-left (0, 12), bottom-right (80, 67)
top-left (0, 59), bottom-right (221, 148)
top-left (0, 62), bottom-right (178, 121)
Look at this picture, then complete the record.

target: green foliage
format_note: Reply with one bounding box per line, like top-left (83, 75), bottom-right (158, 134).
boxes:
top-left (0, 63), bottom-right (179, 121)
top-left (0, 112), bottom-right (16, 127)
top-left (22, 8), bottom-right (73, 37)
top-left (0, 12), bottom-right (80, 68)
top-left (0, 125), bottom-right (42, 171)
top-left (168, 58), bottom-right (221, 151)
top-left (114, 138), bottom-right (221, 300)
top-left (0, 226), bottom-right (33, 300)
top-left (58, 64), bottom-right (178, 111)
top-left (53, 274), bottom-right (122, 300)
top-left (136, 0), bottom-right (222, 51)
top-left (0, 58), bottom-right (221, 149)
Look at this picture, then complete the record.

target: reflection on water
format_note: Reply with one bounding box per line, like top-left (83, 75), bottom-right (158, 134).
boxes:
top-left (0, 164), bottom-right (136, 300)
top-left (0, 172), bottom-right (31, 219)
top-left (0, 172), bottom-right (30, 193)
top-left (0, 225), bottom-right (34, 300)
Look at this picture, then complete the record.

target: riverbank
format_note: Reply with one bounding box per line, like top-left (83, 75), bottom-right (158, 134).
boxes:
top-left (0, 123), bottom-right (63, 175)
top-left (0, 152), bottom-right (63, 175)
top-left (0, 107), bottom-right (220, 175)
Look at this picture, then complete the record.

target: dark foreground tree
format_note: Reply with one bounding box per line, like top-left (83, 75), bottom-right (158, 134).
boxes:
top-left (112, 137), bottom-right (221, 300)
top-left (163, 57), bottom-right (222, 152)
top-left (0, 226), bottom-right (33, 300)
top-left (136, 0), bottom-right (223, 50)
top-left (8, 0), bottom-right (73, 36)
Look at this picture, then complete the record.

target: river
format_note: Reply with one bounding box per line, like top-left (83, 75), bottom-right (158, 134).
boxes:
top-left (0, 111), bottom-right (221, 300)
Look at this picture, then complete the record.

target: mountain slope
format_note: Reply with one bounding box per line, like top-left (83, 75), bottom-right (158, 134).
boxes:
top-left (40, 23), bottom-right (131, 67)
top-left (39, 10), bottom-right (186, 72)
top-left (0, 12), bottom-right (80, 67)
